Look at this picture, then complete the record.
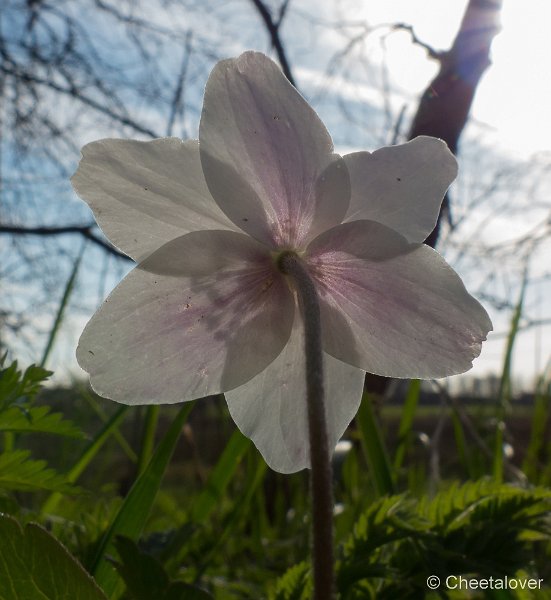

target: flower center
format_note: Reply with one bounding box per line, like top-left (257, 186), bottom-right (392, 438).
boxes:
top-left (275, 249), bottom-right (300, 274)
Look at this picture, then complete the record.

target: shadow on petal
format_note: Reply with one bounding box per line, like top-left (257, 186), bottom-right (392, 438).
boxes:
top-left (78, 229), bottom-right (295, 405)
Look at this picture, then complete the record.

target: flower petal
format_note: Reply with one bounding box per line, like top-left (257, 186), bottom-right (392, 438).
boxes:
top-left (77, 230), bottom-right (294, 404)
top-left (225, 316), bottom-right (365, 473)
top-left (71, 138), bottom-right (238, 261)
top-left (343, 136), bottom-right (457, 243)
top-left (199, 51), bottom-right (350, 249)
top-left (306, 220), bottom-right (492, 378)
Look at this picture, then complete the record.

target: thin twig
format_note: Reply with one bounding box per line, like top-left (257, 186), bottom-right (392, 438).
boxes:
top-left (0, 224), bottom-right (132, 261)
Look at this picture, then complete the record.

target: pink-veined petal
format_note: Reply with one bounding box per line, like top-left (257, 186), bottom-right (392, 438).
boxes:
top-left (343, 136), bottom-right (458, 243)
top-left (225, 316), bottom-right (365, 473)
top-left (306, 220), bottom-right (492, 379)
top-left (71, 138), bottom-right (238, 261)
top-left (77, 230), bottom-right (294, 404)
top-left (199, 51), bottom-right (350, 250)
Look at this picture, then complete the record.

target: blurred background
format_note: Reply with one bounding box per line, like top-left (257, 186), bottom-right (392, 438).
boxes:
top-left (1, 0), bottom-right (550, 391)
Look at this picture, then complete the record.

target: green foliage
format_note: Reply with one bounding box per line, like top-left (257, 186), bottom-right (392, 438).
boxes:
top-left (41, 405), bottom-right (129, 515)
top-left (357, 392), bottom-right (395, 497)
top-left (0, 355), bottom-right (51, 410)
top-left (336, 480), bottom-right (551, 598)
top-left (524, 366), bottom-right (551, 484)
top-left (0, 355), bottom-right (82, 438)
top-left (0, 357), bottom-right (83, 495)
top-left (0, 449), bottom-right (75, 492)
top-left (90, 403), bottom-right (194, 598)
top-left (0, 404), bottom-right (84, 436)
top-left (0, 513), bottom-right (107, 600)
top-left (112, 536), bottom-right (213, 600)
top-left (190, 428), bottom-right (251, 522)
top-left (393, 379), bottom-right (421, 472)
top-left (273, 562), bottom-right (311, 600)
top-left (494, 271), bottom-right (527, 483)
top-left (2, 337), bottom-right (551, 600)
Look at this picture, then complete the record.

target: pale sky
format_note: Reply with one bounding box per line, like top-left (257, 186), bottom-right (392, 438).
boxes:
top-left (343, 0), bottom-right (551, 158)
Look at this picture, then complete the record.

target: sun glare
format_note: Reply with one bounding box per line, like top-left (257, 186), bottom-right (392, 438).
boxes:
top-left (473, 0), bottom-right (551, 157)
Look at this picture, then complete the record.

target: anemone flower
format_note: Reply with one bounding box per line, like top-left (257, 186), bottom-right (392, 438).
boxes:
top-left (73, 51), bottom-right (492, 475)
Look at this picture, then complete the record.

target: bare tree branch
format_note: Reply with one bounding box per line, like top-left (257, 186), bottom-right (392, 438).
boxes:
top-left (0, 224), bottom-right (132, 261)
top-left (250, 0), bottom-right (296, 86)
top-left (0, 65), bottom-right (159, 138)
top-left (392, 23), bottom-right (445, 60)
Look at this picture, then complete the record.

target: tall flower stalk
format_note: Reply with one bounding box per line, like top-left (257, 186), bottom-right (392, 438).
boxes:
top-left (280, 251), bottom-right (334, 596)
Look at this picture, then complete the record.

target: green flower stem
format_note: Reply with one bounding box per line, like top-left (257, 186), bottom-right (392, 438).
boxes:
top-left (279, 251), bottom-right (334, 600)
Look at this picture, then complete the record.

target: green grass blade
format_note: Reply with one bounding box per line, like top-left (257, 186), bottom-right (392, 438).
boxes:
top-left (523, 360), bottom-right (551, 482)
top-left (137, 405), bottom-right (160, 474)
top-left (3, 431), bottom-right (14, 452)
top-left (357, 391), bottom-right (395, 496)
top-left (80, 387), bottom-right (137, 462)
top-left (41, 405), bottom-right (130, 515)
top-left (90, 403), bottom-right (194, 597)
top-left (451, 410), bottom-right (471, 477)
top-left (493, 269), bottom-right (527, 483)
top-left (193, 450), bottom-right (267, 581)
top-left (40, 242), bottom-right (86, 368)
top-left (393, 379), bottom-right (421, 472)
top-left (497, 270), bottom-right (527, 407)
top-left (190, 426), bottom-right (251, 522)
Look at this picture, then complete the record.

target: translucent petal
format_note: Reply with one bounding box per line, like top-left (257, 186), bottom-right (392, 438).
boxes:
top-left (199, 51), bottom-right (350, 250)
top-left (77, 230), bottom-right (294, 404)
top-left (306, 220), bottom-right (492, 378)
top-left (71, 138), bottom-right (238, 261)
top-left (343, 136), bottom-right (457, 243)
top-left (225, 316), bottom-right (365, 473)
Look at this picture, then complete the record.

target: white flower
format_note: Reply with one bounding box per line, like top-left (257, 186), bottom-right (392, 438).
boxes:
top-left (72, 52), bottom-right (492, 473)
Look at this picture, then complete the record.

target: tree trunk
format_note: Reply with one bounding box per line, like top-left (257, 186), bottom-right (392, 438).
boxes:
top-left (366, 0), bottom-right (503, 394)
top-left (409, 0), bottom-right (503, 247)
